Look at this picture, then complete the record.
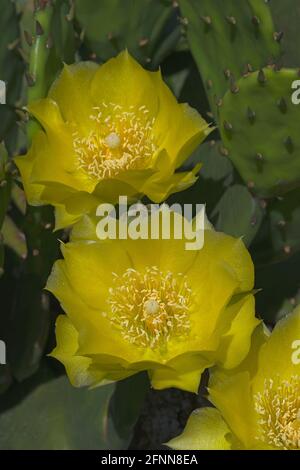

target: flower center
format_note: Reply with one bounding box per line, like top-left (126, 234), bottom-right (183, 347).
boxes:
top-left (105, 266), bottom-right (192, 349)
top-left (73, 102), bottom-right (156, 180)
top-left (105, 132), bottom-right (121, 149)
top-left (144, 299), bottom-right (160, 316)
top-left (255, 375), bottom-right (300, 449)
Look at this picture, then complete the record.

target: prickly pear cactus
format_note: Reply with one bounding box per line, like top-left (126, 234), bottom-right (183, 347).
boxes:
top-left (24, 0), bottom-right (75, 138)
top-left (218, 67), bottom-right (300, 197)
top-left (176, 141), bottom-right (264, 246)
top-left (179, 0), bottom-right (281, 117)
top-left (74, 0), bottom-right (180, 69)
top-left (270, 0), bottom-right (300, 67)
top-left (268, 188), bottom-right (300, 260)
top-left (0, 0), bottom-right (24, 150)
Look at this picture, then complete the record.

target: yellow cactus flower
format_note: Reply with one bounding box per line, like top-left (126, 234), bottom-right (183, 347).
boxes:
top-left (15, 51), bottom-right (211, 229)
top-left (168, 307), bottom-right (300, 449)
top-left (47, 210), bottom-right (258, 393)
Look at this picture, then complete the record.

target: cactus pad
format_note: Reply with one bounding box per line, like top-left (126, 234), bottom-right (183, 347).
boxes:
top-left (268, 188), bottom-right (300, 260)
top-left (74, 0), bottom-right (180, 69)
top-left (179, 0), bottom-right (280, 116)
top-left (270, 0), bottom-right (300, 67)
top-left (219, 67), bottom-right (300, 197)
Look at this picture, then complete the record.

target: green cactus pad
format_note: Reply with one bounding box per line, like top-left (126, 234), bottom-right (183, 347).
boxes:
top-left (179, 0), bottom-right (280, 116)
top-left (212, 184), bottom-right (264, 247)
top-left (219, 67), bottom-right (300, 197)
top-left (268, 188), bottom-right (300, 260)
top-left (0, 0), bottom-right (24, 151)
top-left (74, 0), bottom-right (180, 69)
top-left (270, 0), bottom-right (300, 67)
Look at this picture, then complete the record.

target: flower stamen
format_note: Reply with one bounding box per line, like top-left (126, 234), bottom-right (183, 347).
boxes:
top-left (255, 375), bottom-right (300, 449)
top-left (104, 266), bottom-right (192, 349)
top-left (73, 102), bottom-right (156, 180)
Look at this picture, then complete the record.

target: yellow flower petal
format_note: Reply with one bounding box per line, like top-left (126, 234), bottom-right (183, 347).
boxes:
top-left (27, 110), bottom-right (96, 194)
top-left (167, 407), bottom-right (232, 450)
top-left (50, 315), bottom-right (105, 387)
top-left (84, 208), bottom-right (199, 277)
top-left (149, 353), bottom-right (209, 393)
top-left (49, 61), bottom-right (98, 127)
top-left (56, 241), bottom-right (132, 310)
top-left (28, 98), bottom-right (65, 134)
top-left (143, 163), bottom-right (202, 203)
top-left (151, 69), bottom-right (211, 168)
top-left (51, 315), bottom-right (135, 387)
top-left (69, 214), bottom-right (99, 242)
top-left (14, 132), bottom-right (46, 205)
top-left (181, 231), bottom-right (255, 354)
top-left (90, 50), bottom-right (159, 119)
top-left (54, 205), bottom-right (81, 230)
top-left (209, 371), bottom-right (256, 448)
top-left (188, 231), bottom-right (254, 295)
top-left (46, 261), bottom-right (141, 364)
top-left (253, 306), bottom-right (300, 389)
top-left (215, 295), bottom-right (260, 370)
